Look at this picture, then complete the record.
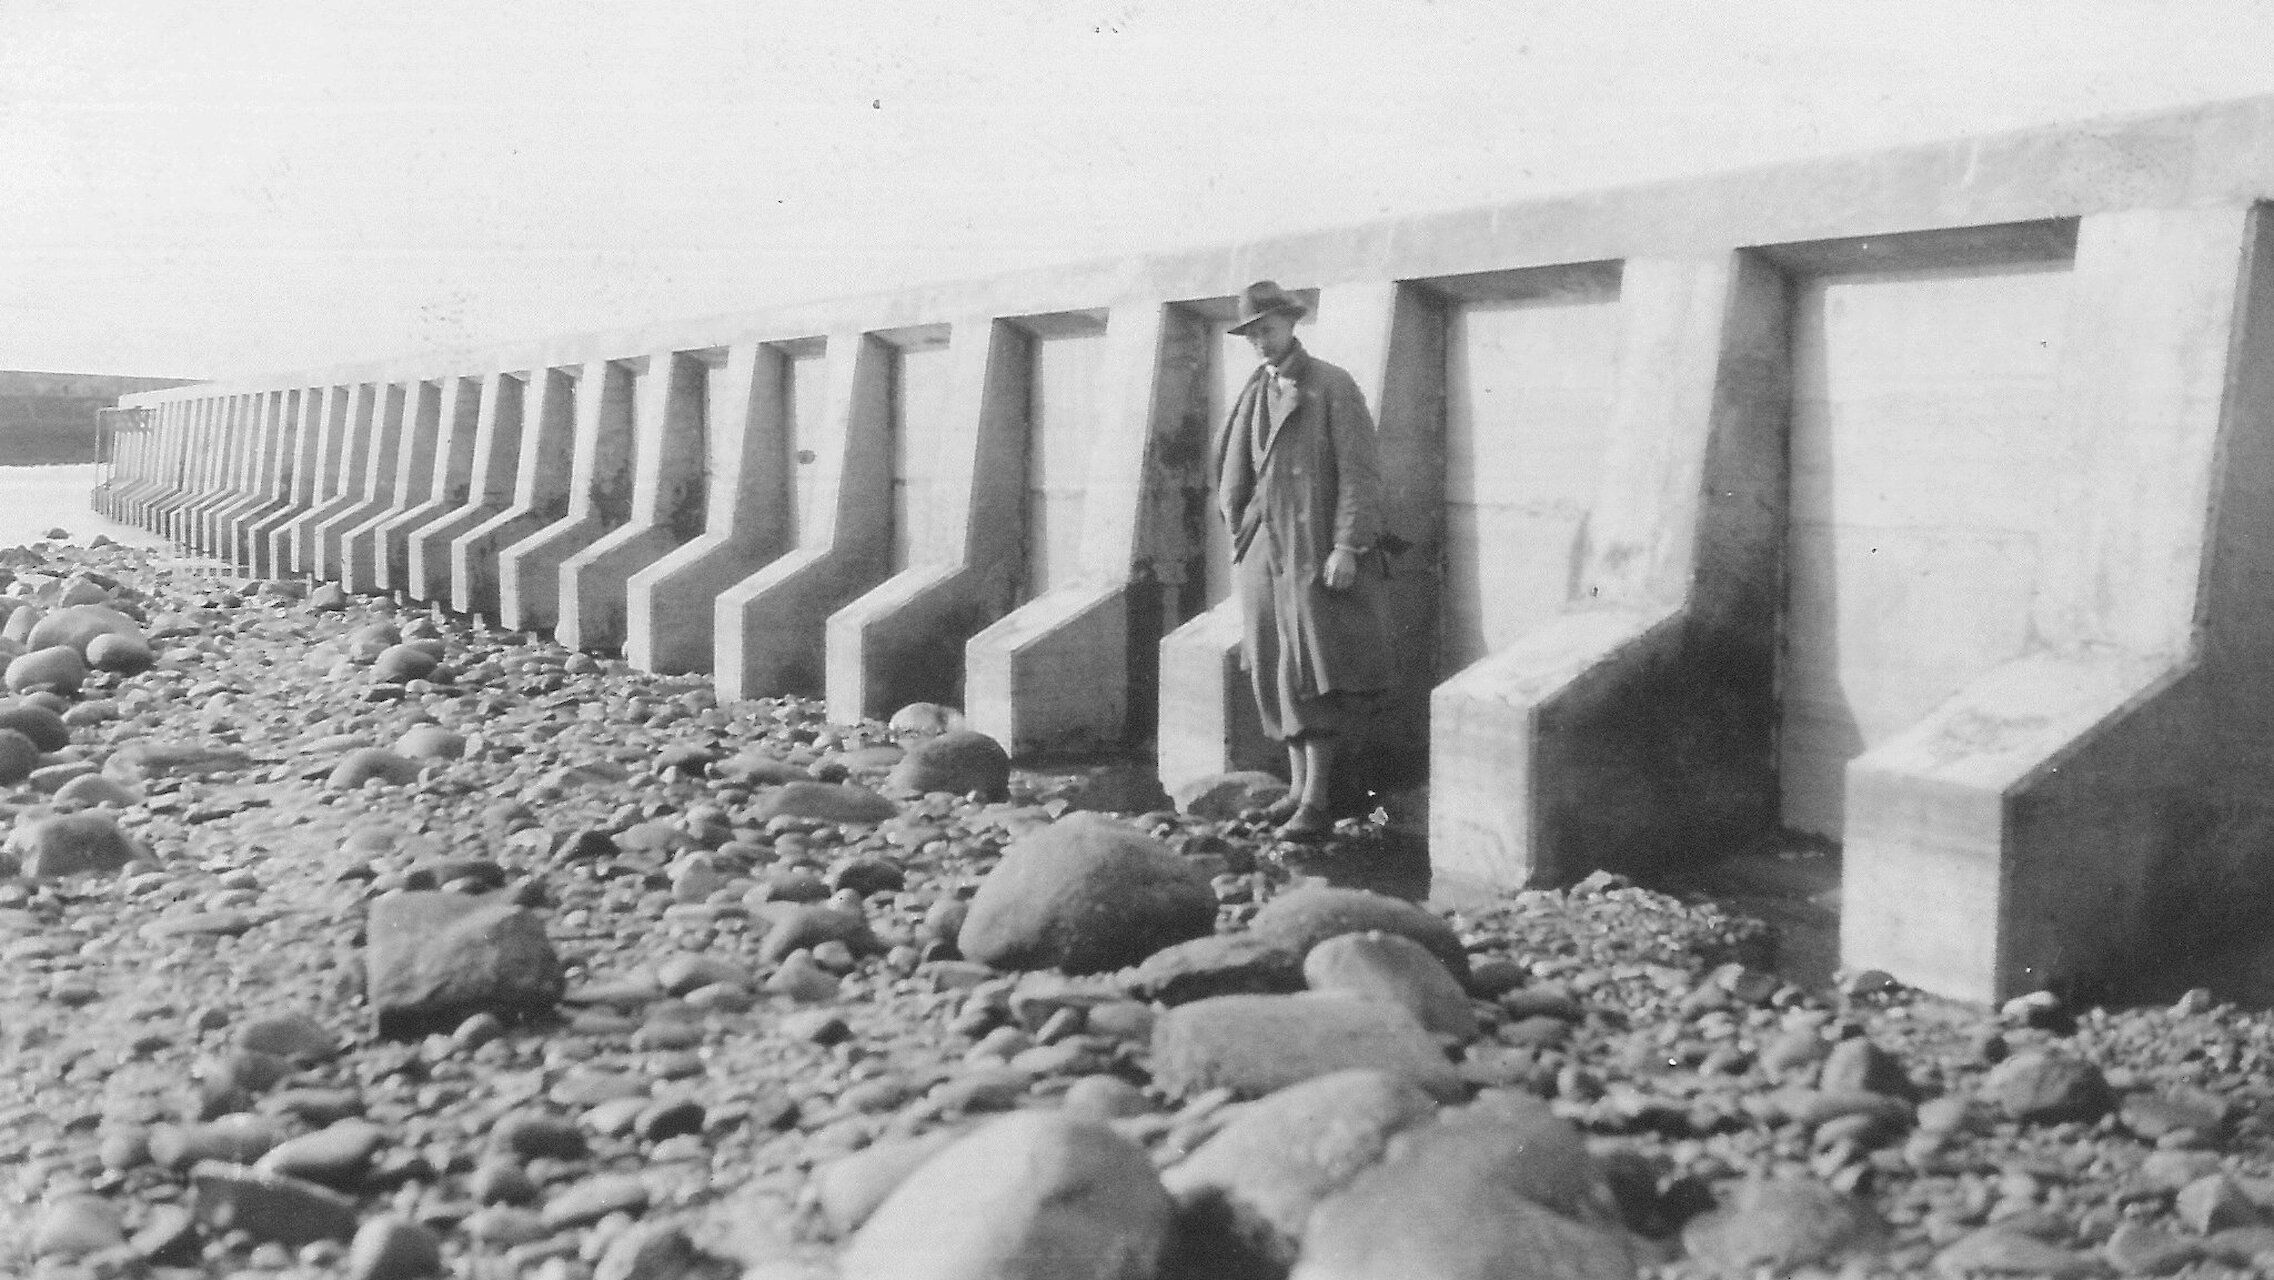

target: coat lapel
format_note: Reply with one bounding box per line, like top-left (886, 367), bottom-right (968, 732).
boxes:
top-left (1257, 346), bottom-right (1307, 462)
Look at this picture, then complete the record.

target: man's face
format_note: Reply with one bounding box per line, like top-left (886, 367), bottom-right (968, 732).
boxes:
top-left (1242, 312), bottom-right (1298, 364)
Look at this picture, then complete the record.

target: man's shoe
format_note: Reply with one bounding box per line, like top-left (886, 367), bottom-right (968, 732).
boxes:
top-left (1277, 804), bottom-right (1333, 842)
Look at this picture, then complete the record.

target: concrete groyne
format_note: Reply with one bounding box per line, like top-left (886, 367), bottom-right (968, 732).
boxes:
top-left (101, 95), bottom-right (2274, 1003)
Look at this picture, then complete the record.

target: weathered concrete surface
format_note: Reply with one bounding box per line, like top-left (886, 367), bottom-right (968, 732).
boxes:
top-left (965, 303), bottom-right (1173, 756)
top-left (1841, 206), bottom-right (2274, 1002)
top-left (290, 383), bottom-right (386, 580)
top-left (556, 350), bottom-right (708, 654)
top-left (824, 318), bottom-right (1030, 722)
top-left (240, 390), bottom-right (320, 578)
top-left (498, 361), bottom-right (635, 635)
top-left (370, 376), bottom-right (482, 596)
top-left (280, 384), bottom-right (377, 577)
top-left (715, 330), bottom-right (892, 700)
top-left (1431, 255), bottom-right (1788, 891)
top-left (337, 379), bottom-right (445, 595)
top-left (321, 382), bottom-right (414, 589)
top-left (404, 373), bottom-right (523, 605)
top-left (452, 368), bottom-right (575, 621)
top-left (623, 340), bottom-right (807, 675)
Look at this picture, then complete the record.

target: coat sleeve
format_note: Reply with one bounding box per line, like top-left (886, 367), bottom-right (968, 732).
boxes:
top-left (1325, 366), bottom-right (1384, 553)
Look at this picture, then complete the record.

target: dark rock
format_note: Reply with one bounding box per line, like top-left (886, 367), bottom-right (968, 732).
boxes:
top-left (887, 729), bottom-right (1012, 801)
top-left (86, 630), bottom-right (156, 673)
top-left (365, 892), bottom-right (565, 1037)
top-left (842, 1111), bottom-right (1173, 1280)
top-left (1981, 1051), bottom-right (2112, 1125)
top-left (1151, 993), bottom-right (1465, 1101)
top-left (0, 702), bottom-right (69, 751)
top-left (238, 1012), bottom-right (340, 1062)
top-left (0, 728), bottom-right (36, 784)
top-left (10, 810), bottom-right (141, 877)
top-left (959, 813), bottom-right (1216, 974)
top-left (1123, 932), bottom-right (1307, 1004)
top-left (1248, 885), bottom-right (1468, 980)
top-left (372, 644), bottom-right (440, 683)
top-left (191, 1162), bottom-right (360, 1245)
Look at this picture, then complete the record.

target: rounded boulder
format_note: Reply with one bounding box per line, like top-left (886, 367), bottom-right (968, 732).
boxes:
top-left (6, 645), bottom-right (86, 695)
top-left (86, 631), bottom-right (156, 674)
top-left (888, 728), bottom-right (1012, 801)
top-left (958, 813), bottom-right (1216, 974)
top-left (0, 703), bottom-right (69, 752)
top-left (27, 604), bottom-right (143, 659)
top-left (842, 1110), bottom-right (1173, 1280)
top-left (9, 811), bottom-right (143, 878)
top-left (0, 728), bottom-right (39, 785)
top-left (329, 749), bottom-right (424, 790)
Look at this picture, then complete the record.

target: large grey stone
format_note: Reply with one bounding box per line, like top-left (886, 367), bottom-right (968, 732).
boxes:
top-left (959, 813), bottom-right (1216, 975)
top-left (103, 741), bottom-right (254, 783)
top-left (1151, 993), bottom-right (1464, 1101)
top-left (888, 728), bottom-right (1011, 801)
top-left (27, 603), bottom-right (142, 657)
top-left (365, 892), bottom-right (564, 1037)
top-left (842, 1110), bottom-right (1173, 1280)
top-left (1163, 1069), bottom-right (1438, 1271)
top-left (1303, 930), bottom-right (1477, 1041)
top-left (1290, 1093), bottom-right (1633, 1280)
top-left (192, 1162), bottom-right (360, 1245)
top-left (1123, 932), bottom-right (1307, 1004)
top-left (6, 644), bottom-right (85, 695)
top-left (1980, 1050), bottom-right (2112, 1125)
top-left (9, 811), bottom-right (141, 877)
top-left (1249, 886), bottom-right (1469, 980)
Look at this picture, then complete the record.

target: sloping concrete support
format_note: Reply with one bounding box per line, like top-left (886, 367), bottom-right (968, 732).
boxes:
top-left (405, 373), bottom-right (524, 604)
top-left (213, 391), bottom-right (285, 563)
top-left (368, 376), bottom-right (482, 594)
top-left (289, 384), bottom-right (384, 579)
top-left (498, 360), bottom-right (636, 634)
top-left (557, 349), bottom-right (709, 653)
top-left (1157, 282), bottom-right (1446, 800)
top-left (1842, 206), bottom-right (2274, 1003)
top-left (183, 396), bottom-right (239, 553)
top-left (274, 386), bottom-right (357, 577)
top-left (453, 368), bottom-right (576, 621)
top-left (239, 386), bottom-right (318, 575)
top-left (245, 389), bottom-right (324, 579)
top-left (965, 304), bottom-right (1174, 756)
top-left (1431, 255), bottom-right (1789, 891)
top-left (715, 330), bottom-right (893, 700)
top-left (625, 340), bottom-right (803, 675)
top-left (826, 318), bottom-right (1031, 722)
top-left (325, 382), bottom-right (421, 588)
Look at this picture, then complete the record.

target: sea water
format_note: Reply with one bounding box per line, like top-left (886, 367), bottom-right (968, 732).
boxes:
top-left (0, 464), bottom-right (175, 551)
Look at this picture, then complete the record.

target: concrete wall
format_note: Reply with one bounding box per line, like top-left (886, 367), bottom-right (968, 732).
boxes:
top-left (110, 94), bottom-right (2274, 1003)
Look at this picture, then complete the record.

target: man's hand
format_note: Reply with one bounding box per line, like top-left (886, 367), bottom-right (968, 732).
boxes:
top-left (1322, 546), bottom-right (1360, 591)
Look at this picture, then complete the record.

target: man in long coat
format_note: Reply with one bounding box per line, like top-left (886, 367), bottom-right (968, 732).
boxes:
top-left (1213, 280), bottom-right (1395, 840)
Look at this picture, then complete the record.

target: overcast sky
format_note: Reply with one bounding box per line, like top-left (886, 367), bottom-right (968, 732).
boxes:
top-left (9, 0), bottom-right (2274, 381)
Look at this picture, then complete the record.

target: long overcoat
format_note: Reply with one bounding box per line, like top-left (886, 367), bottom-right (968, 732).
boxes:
top-left (1212, 341), bottom-right (1395, 704)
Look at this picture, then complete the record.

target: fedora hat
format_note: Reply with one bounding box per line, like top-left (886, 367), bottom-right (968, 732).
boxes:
top-left (1227, 280), bottom-right (1308, 334)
